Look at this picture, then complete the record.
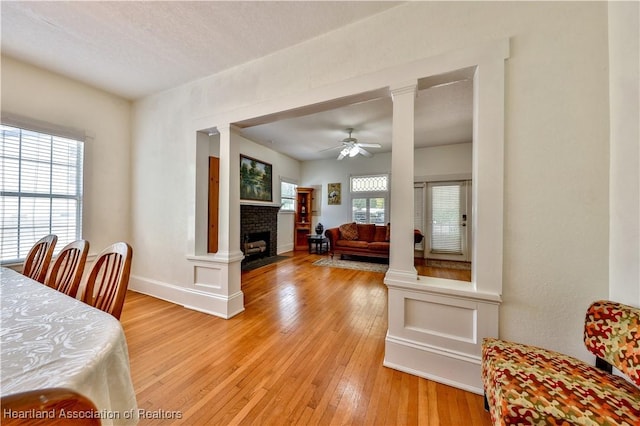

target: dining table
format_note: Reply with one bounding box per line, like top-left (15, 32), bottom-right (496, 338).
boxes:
top-left (1, 266), bottom-right (138, 425)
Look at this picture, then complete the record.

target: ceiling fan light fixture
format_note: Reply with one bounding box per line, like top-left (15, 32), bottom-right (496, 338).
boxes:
top-left (323, 127), bottom-right (383, 160)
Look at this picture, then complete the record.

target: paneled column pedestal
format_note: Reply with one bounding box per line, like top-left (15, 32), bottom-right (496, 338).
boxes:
top-left (384, 278), bottom-right (500, 394)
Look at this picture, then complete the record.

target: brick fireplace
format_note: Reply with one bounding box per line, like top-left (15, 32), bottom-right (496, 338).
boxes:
top-left (240, 205), bottom-right (279, 263)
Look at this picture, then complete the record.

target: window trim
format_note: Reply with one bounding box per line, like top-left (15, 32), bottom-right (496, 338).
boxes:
top-left (350, 173), bottom-right (390, 224)
top-left (279, 177), bottom-right (297, 213)
top-left (350, 173), bottom-right (389, 193)
top-left (1, 123), bottom-right (84, 263)
top-left (1, 112), bottom-right (86, 142)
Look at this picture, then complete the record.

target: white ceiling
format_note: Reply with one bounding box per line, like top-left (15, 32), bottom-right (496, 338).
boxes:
top-left (1, 1), bottom-right (400, 100)
top-left (1, 1), bottom-right (473, 162)
top-left (240, 79), bottom-right (473, 161)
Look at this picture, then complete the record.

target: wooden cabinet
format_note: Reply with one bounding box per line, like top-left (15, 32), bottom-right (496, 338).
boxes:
top-left (294, 187), bottom-right (314, 250)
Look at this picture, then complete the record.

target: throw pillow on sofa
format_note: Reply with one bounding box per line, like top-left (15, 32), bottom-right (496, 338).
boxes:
top-left (339, 222), bottom-right (359, 240)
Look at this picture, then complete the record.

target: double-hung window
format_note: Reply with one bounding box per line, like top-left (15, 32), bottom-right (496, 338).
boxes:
top-left (350, 174), bottom-right (389, 225)
top-left (1, 124), bottom-right (84, 263)
top-left (280, 179), bottom-right (297, 212)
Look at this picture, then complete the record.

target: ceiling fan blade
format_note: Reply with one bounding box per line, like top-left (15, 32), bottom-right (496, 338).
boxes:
top-left (358, 147), bottom-right (373, 157)
top-left (318, 144), bottom-right (344, 153)
top-left (357, 143), bottom-right (382, 148)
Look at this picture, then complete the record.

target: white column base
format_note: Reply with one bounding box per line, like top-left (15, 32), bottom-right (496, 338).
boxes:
top-left (384, 334), bottom-right (483, 395)
top-left (129, 252), bottom-right (245, 319)
top-left (384, 277), bottom-right (500, 394)
top-left (129, 274), bottom-right (245, 319)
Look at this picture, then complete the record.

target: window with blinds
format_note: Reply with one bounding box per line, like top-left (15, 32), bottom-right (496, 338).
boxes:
top-left (430, 183), bottom-right (462, 254)
top-left (1, 124), bottom-right (84, 262)
top-left (414, 184), bottom-right (425, 250)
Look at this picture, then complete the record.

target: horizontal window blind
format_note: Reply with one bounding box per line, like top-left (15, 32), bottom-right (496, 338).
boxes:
top-left (430, 184), bottom-right (462, 254)
top-left (1, 124), bottom-right (84, 262)
top-left (414, 185), bottom-right (424, 250)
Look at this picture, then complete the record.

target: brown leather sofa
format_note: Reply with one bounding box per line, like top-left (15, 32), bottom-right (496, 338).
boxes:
top-left (324, 223), bottom-right (423, 260)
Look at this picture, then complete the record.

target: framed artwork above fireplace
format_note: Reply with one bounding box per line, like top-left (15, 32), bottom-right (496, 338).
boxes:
top-left (240, 155), bottom-right (272, 202)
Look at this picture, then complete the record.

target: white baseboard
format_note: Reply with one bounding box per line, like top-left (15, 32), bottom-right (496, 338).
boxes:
top-left (129, 274), bottom-right (244, 319)
top-left (384, 334), bottom-right (484, 395)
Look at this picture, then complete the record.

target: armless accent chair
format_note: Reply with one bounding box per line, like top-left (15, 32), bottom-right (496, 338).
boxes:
top-left (22, 234), bottom-right (57, 283)
top-left (45, 240), bottom-right (90, 298)
top-left (82, 242), bottom-right (133, 320)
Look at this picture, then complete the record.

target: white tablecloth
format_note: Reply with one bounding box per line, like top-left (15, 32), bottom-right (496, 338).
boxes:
top-left (1, 267), bottom-right (138, 425)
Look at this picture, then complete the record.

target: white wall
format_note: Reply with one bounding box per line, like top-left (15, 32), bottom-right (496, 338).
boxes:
top-left (1, 56), bottom-right (132, 255)
top-left (131, 2), bottom-right (610, 361)
top-left (415, 143), bottom-right (472, 179)
top-left (608, 1), bottom-right (640, 306)
top-left (496, 3), bottom-right (609, 356)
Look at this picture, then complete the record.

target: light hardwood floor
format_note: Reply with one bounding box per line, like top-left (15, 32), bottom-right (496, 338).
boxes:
top-left (121, 252), bottom-right (489, 425)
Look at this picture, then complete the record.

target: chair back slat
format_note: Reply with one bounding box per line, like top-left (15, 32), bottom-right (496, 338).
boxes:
top-left (45, 240), bottom-right (89, 298)
top-left (58, 251), bottom-right (78, 292)
top-left (1, 387), bottom-right (100, 425)
top-left (82, 242), bottom-right (132, 320)
top-left (22, 234), bottom-right (57, 283)
top-left (95, 254), bottom-right (120, 311)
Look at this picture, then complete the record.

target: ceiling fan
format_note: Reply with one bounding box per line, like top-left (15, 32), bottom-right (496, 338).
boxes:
top-left (321, 128), bottom-right (382, 160)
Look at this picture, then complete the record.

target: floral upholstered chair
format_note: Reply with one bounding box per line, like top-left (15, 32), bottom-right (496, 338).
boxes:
top-left (482, 300), bottom-right (640, 426)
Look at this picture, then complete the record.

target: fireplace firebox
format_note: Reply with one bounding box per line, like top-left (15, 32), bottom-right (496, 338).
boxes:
top-left (240, 205), bottom-right (279, 266)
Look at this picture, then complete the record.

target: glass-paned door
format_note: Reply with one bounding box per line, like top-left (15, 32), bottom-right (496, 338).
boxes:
top-left (426, 181), bottom-right (470, 261)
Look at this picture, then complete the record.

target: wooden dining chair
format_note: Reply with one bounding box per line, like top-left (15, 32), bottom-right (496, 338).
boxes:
top-left (0, 387), bottom-right (100, 425)
top-left (45, 240), bottom-right (90, 298)
top-left (22, 234), bottom-right (57, 283)
top-left (82, 242), bottom-right (133, 320)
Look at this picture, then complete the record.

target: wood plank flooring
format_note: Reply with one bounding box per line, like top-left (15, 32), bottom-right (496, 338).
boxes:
top-left (120, 252), bottom-right (488, 425)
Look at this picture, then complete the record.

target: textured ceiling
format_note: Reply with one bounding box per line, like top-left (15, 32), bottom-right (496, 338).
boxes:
top-left (1, 1), bottom-right (473, 161)
top-left (1, 1), bottom-right (400, 100)
top-left (241, 79), bottom-right (474, 161)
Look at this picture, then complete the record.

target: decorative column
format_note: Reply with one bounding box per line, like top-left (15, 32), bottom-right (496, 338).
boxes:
top-left (385, 81), bottom-right (418, 283)
top-left (185, 123), bottom-right (244, 319)
top-left (217, 124), bottom-right (243, 259)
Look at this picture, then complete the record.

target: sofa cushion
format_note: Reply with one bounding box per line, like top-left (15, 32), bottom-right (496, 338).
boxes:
top-left (356, 224), bottom-right (376, 242)
top-left (339, 222), bottom-right (359, 240)
top-left (368, 242), bottom-right (390, 253)
top-left (385, 224), bottom-right (391, 241)
top-left (335, 240), bottom-right (369, 249)
top-left (373, 226), bottom-right (387, 242)
top-left (482, 338), bottom-right (640, 426)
